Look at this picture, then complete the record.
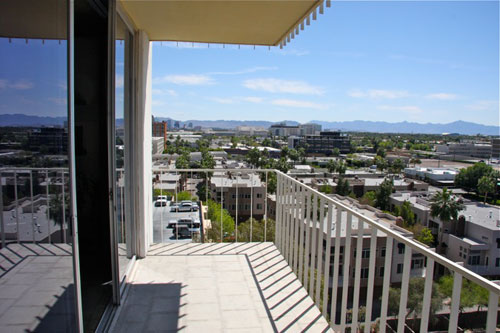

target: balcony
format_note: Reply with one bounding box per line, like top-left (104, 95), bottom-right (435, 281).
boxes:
top-left (2, 167), bottom-right (500, 332)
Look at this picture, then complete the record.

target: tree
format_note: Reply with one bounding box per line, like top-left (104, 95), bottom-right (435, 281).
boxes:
top-left (331, 148), bottom-right (340, 157)
top-left (390, 158), bottom-right (405, 175)
top-left (274, 157), bottom-right (291, 173)
top-left (374, 156), bottom-right (388, 172)
top-left (280, 146), bottom-right (289, 159)
top-left (319, 185), bottom-right (332, 194)
top-left (430, 188), bottom-right (465, 225)
top-left (247, 148), bottom-right (262, 167)
top-left (236, 218), bottom-right (275, 242)
top-left (386, 278), bottom-right (444, 327)
top-left (336, 178), bottom-right (350, 196)
top-left (288, 148), bottom-right (299, 165)
top-left (375, 178), bottom-right (393, 211)
top-left (359, 191), bottom-right (376, 206)
top-left (326, 159), bottom-right (337, 174)
top-left (376, 147), bottom-right (386, 158)
top-left (176, 191), bottom-right (193, 201)
top-left (175, 153), bottom-right (190, 169)
top-left (206, 200), bottom-right (235, 242)
top-left (400, 200), bottom-right (415, 226)
top-left (416, 227), bottom-right (434, 246)
top-left (455, 162), bottom-right (493, 192)
top-left (438, 275), bottom-right (489, 312)
top-left (478, 174), bottom-right (495, 204)
top-left (336, 160), bottom-right (347, 176)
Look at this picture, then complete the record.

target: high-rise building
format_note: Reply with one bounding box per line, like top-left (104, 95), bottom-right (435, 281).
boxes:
top-left (152, 121), bottom-right (168, 146)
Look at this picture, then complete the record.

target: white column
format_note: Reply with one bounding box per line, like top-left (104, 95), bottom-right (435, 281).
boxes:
top-left (134, 30), bottom-right (152, 258)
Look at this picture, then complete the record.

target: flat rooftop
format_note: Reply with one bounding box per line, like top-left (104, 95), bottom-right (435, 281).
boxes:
top-left (461, 202), bottom-right (500, 230)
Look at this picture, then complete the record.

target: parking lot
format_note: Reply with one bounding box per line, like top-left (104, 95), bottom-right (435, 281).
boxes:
top-left (152, 201), bottom-right (202, 243)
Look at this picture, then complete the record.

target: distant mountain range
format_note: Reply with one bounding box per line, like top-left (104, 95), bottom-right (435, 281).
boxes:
top-left (0, 114), bottom-right (498, 135)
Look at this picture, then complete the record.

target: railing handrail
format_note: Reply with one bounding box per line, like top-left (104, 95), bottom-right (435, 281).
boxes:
top-left (274, 170), bottom-right (500, 295)
top-left (0, 167), bottom-right (69, 172)
top-left (152, 168), bottom-right (274, 173)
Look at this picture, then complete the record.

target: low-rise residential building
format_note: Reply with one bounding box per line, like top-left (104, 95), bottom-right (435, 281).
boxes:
top-left (210, 173), bottom-right (266, 222)
top-left (269, 124), bottom-right (300, 137)
top-left (299, 123), bottom-right (322, 135)
top-left (235, 126), bottom-right (268, 136)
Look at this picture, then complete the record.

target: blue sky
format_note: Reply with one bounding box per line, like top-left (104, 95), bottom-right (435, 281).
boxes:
top-left (151, 1), bottom-right (499, 126)
top-left (0, 1), bottom-right (498, 126)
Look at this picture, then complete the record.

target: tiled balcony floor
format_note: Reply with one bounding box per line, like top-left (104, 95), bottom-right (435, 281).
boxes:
top-left (0, 243), bottom-right (76, 333)
top-left (110, 242), bottom-right (332, 333)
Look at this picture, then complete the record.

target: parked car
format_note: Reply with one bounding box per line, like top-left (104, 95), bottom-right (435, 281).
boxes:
top-left (154, 199), bottom-right (167, 207)
top-left (156, 195), bottom-right (172, 201)
top-left (171, 201), bottom-right (198, 212)
top-left (172, 225), bottom-right (191, 239)
top-left (167, 218), bottom-right (201, 231)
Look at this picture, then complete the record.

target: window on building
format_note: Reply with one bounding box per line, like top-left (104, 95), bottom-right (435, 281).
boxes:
top-left (361, 268), bottom-right (369, 279)
top-left (362, 248), bottom-right (370, 259)
top-left (497, 238), bottom-right (500, 249)
top-left (232, 194), bottom-right (236, 199)
top-left (381, 247), bottom-right (386, 257)
top-left (397, 263), bottom-right (403, 274)
top-left (256, 193), bottom-right (262, 198)
top-left (496, 258), bottom-right (500, 267)
top-left (379, 266), bottom-right (384, 277)
top-left (468, 256), bottom-right (480, 266)
top-left (398, 243), bottom-right (405, 254)
top-left (256, 204), bottom-right (262, 209)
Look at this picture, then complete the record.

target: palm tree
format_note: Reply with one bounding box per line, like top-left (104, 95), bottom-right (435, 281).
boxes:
top-left (430, 188), bottom-right (465, 248)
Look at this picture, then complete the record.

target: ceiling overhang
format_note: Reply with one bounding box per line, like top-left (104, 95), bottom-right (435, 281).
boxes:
top-left (120, 0), bottom-right (328, 47)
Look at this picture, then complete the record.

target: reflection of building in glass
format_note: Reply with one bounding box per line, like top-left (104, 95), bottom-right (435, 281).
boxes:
top-left (28, 127), bottom-right (67, 154)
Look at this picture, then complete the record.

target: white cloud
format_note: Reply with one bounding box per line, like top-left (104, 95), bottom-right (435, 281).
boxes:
top-left (0, 79), bottom-right (34, 90)
top-left (271, 99), bottom-right (328, 110)
top-left (348, 89), bottom-right (410, 99)
top-left (243, 78), bottom-right (324, 95)
top-left (426, 93), bottom-right (458, 100)
top-left (465, 100), bottom-right (498, 111)
top-left (377, 105), bottom-right (422, 114)
top-left (153, 89), bottom-right (178, 97)
top-left (48, 97), bottom-right (67, 105)
top-left (155, 74), bottom-right (215, 86)
top-left (241, 97), bottom-right (264, 103)
top-left (209, 97), bottom-right (235, 104)
top-left (208, 67), bottom-right (277, 75)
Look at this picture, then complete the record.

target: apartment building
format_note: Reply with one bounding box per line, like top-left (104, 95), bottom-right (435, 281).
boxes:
top-left (152, 120), bottom-right (168, 146)
top-left (210, 173), bottom-right (266, 222)
top-left (320, 195), bottom-right (428, 289)
top-left (289, 131), bottom-right (351, 155)
top-left (299, 123), bottom-right (322, 135)
top-left (269, 124), bottom-right (300, 137)
top-left (436, 142), bottom-right (492, 159)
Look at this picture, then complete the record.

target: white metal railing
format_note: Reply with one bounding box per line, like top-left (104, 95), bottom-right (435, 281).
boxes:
top-left (0, 167), bottom-right (71, 247)
top-left (274, 170), bottom-right (500, 333)
top-left (151, 168), bottom-right (273, 243)
top-left (155, 168), bottom-right (500, 331)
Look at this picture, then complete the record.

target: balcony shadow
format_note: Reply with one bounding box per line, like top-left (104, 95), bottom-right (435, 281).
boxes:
top-left (111, 283), bottom-right (184, 332)
top-left (30, 284), bottom-right (77, 333)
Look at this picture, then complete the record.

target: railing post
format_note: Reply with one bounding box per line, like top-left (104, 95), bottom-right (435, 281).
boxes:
top-left (308, 193), bottom-right (318, 296)
top-left (303, 189), bottom-right (311, 291)
top-left (486, 291), bottom-right (499, 333)
top-left (0, 171), bottom-right (5, 248)
top-left (250, 173), bottom-right (253, 242)
top-left (298, 185), bottom-right (306, 284)
top-left (46, 170), bottom-right (51, 243)
top-left (322, 201), bottom-right (333, 317)
top-left (14, 170), bottom-right (19, 243)
top-left (448, 273), bottom-right (462, 333)
top-left (397, 246), bottom-right (412, 332)
top-left (293, 182), bottom-right (300, 274)
top-left (275, 173), bottom-right (281, 251)
top-left (220, 173), bottom-right (223, 243)
top-left (364, 226), bottom-right (378, 332)
top-left (315, 197), bottom-right (325, 307)
top-left (30, 170), bottom-right (35, 243)
top-left (352, 218), bottom-right (364, 331)
top-left (340, 212), bottom-right (353, 330)
top-left (236, 176), bottom-right (238, 242)
top-left (160, 170), bottom-right (163, 243)
top-left (61, 171), bottom-right (67, 244)
top-left (330, 207), bottom-right (342, 327)
top-left (420, 258), bottom-right (435, 332)
top-left (264, 171), bottom-right (268, 242)
top-left (379, 236), bottom-right (393, 333)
